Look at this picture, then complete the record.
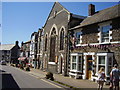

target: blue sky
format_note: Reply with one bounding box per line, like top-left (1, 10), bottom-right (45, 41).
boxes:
top-left (2, 2), bottom-right (118, 45)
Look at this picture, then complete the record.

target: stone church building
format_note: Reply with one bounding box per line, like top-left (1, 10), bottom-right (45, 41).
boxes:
top-left (40, 2), bottom-right (86, 76)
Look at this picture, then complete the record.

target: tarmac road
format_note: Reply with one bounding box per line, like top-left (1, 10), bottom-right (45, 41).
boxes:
top-left (0, 64), bottom-right (65, 89)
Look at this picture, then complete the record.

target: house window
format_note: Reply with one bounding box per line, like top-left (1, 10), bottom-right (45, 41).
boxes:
top-left (78, 56), bottom-right (82, 71)
top-left (72, 56), bottom-right (77, 70)
top-left (107, 57), bottom-right (113, 75)
top-left (75, 32), bottom-right (82, 45)
top-left (98, 56), bottom-right (105, 71)
top-left (71, 53), bottom-right (83, 71)
top-left (101, 25), bottom-right (111, 43)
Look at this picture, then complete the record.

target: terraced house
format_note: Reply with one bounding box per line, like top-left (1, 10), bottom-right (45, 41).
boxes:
top-left (69, 3), bottom-right (120, 82)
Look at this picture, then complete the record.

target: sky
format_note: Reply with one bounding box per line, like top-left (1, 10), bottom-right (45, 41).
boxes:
top-left (2, 2), bottom-right (119, 45)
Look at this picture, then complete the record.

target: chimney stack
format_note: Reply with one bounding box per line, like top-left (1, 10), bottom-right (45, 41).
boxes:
top-left (89, 4), bottom-right (95, 16)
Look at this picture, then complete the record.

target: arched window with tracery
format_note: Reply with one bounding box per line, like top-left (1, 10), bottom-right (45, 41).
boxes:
top-left (50, 28), bottom-right (56, 62)
top-left (60, 29), bottom-right (64, 50)
top-left (45, 34), bottom-right (47, 51)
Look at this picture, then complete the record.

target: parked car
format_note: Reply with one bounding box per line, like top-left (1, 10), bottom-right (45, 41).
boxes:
top-left (0, 60), bottom-right (7, 65)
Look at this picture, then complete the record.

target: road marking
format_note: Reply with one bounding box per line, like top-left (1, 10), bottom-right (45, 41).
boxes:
top-left (41, 79), bottom-right (63, 88)
top-left (27, 72), bottom-right (64, 89)
top-left (28, 73), bottom-right (40, 79)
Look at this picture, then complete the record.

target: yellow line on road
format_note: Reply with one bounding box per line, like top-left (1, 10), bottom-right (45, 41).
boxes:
top-left (28, 73), bottom-right (64, 88)
top-left (41, 79), bottom-right (63, 88)
top-left (28, 73), bottom-right (40, 78)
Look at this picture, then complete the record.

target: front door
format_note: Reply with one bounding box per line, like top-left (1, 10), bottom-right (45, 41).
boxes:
top-left (86, 55), bottom-right (93, 79)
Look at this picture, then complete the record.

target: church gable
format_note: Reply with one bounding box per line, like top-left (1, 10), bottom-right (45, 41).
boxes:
top-left (48, 2), bottom-right (70, 20)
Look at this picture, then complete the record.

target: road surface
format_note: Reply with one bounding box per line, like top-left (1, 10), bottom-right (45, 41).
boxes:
top-left (0, 64), bottom-right (65, 89)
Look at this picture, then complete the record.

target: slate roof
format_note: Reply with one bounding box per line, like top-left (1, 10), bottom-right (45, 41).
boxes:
top-left (72, 14), bottom-right (87, 19)
top-left (70, 4), bottom-right (120, 30)
top-left (0, 44), bottom-right (15, 50)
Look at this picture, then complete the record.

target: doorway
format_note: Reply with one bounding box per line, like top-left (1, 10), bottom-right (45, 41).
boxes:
top-left (86, 55), bottom-right (93, 79)
top-left (60, 57), bottom-right (63, 74)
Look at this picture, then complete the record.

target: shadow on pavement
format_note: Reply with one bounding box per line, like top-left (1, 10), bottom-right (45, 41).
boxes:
top-left (2, 73), bottom-right (20, 90)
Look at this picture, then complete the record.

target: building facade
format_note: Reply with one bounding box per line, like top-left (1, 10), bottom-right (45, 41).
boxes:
top-left (18, 41), bottom-right (31, 64)
top-left (37, 28), bottom-right (44, 69)
top-left (40, 2), bottom-right (85, 76)
top-left (0, 41), bottom-right (20, 63)
top-left (69, 4), bottom-right (120, 82)
top-left (30, 32), bottom-right (38, 68)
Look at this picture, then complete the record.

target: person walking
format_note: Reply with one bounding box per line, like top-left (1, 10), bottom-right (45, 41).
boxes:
top-left (109, 67), bottom-right (115, 90)
top-left (110, 64), bottom-right (120, 90)
top-left (97, 67), bottom-right (106, 90)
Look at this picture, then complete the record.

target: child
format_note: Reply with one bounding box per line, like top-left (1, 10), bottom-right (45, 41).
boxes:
top-left (97, 67), bottom-right (106, 90)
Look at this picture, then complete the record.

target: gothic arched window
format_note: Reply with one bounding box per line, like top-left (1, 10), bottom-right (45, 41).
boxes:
top-left (50, 28), bottom-right (56, 62)
top-left (60, 29), bottom-right (64, 50)
top-left (45, 34), bottom-right (47, 51)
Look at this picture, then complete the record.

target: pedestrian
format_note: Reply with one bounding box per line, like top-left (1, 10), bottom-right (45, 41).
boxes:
top-left (97, 67), bottom-right (106, 90)
top-left (109, 67), bottom-right (114, 90)
top-left (110, 64), bottom-right (120, 90)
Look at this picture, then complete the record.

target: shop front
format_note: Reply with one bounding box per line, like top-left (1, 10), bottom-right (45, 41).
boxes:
top-left (69, 52), bottom-right (114, 82)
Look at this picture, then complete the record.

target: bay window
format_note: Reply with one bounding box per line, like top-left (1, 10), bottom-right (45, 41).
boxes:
top-left (78, 56), bottom-right (82, 71)
top-left (97, 53), bottom-right (113, 77)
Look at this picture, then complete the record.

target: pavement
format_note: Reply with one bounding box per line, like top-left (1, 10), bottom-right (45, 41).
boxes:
top-left (28, 68), bottom-right (110, 89)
